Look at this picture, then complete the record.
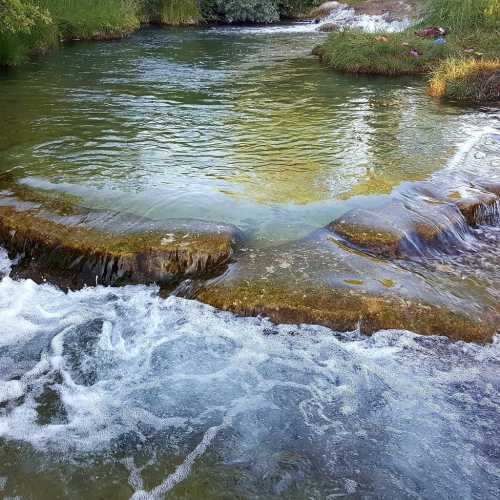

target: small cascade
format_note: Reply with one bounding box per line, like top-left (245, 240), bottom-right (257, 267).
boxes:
top-left (474, 199), bottom-right (500, 227)
top-left (232, 3), bottom-right (412, 34)
top-left (315, 4), bottom-right (412, 33)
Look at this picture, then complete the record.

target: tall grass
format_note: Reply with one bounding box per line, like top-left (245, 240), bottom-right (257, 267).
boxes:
top-left (429, 57), bottom-right (500, 101)
top-left (36, 0), bottom-right (139, 39)
top-left (142, 0), bottom-right (200, 25)
top-left (423, 0), bottom-right (500, 31)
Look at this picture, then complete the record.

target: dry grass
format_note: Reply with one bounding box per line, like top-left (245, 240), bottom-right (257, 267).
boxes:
top-left (429, 58), bottom-right (500, 101)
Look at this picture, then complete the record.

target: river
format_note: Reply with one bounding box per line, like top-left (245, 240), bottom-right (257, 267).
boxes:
top-left (0, 25), bottom-right (499, 499)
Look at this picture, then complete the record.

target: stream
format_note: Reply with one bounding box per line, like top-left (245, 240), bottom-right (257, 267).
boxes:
top-left (0, 24), bottom-right (499, 499)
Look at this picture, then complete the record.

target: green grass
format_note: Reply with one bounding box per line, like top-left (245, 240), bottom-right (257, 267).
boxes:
top-left (314, 30), bottom-right (450, 75)
top-left (0, 0), bottom-right (57, 66)
top-left (422, 0), bottom-right (500, 31)
top-left (37, 0), bottom-right (139, 40)
top-left (142, 0), bottom-right (200, 25)
top-left (314, 0), bottom-right (500, 76)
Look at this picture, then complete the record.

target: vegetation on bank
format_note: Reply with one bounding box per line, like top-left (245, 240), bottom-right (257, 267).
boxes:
top-left (429, 58), bottom-right (500, 101)
top-left (0, 0), bottom-right (56, 66)
top-left (0, 0), bottom-right (321, 66)
top-left (315, 0), bottom-right (500, 82)
top-left (314, 30), bottom-right (449, 75)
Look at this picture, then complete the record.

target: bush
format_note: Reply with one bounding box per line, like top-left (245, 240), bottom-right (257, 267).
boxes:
top-left (0, 0), bottom-right (56, 66)
top-left (429, 58), bottom-right (500, 101)
top-left (199, 0), bottom-right (319, 23)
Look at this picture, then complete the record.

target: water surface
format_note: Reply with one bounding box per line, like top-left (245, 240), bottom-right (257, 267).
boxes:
top-left (1, 25), bottom-right (500, 499)
top-left (1, 26), bottom-right (497, 245)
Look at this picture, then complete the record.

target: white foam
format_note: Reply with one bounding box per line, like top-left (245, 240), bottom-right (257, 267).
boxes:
top-left (0, 253), bottom-right (499, 497)
top-left (216, 4), bottom-right (411, 35)
top-left (317, 5), bottom-right (412, 33)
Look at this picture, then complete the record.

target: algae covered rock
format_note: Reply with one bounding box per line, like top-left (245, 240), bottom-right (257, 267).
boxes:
top-left (196, 229), bottom-right (497, 343)
top-left (0, 202), bottom-right (243, 289)
top-left (328, 199), bottom-right (465, 258)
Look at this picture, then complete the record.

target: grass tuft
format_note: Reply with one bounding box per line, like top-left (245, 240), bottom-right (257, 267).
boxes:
top-left (429, 57), bottom-right (500, 101)
top-left (315, 29), bottom-right (449, 76)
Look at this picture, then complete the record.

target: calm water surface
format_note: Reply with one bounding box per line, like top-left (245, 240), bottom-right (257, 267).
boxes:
top-left (0, 26), bottom-right (497, 244)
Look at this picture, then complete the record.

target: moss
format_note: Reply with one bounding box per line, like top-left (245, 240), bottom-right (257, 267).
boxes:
top-left (0, 205), bottom-right (238, 288)
top-left (198, 278), bottom-right (496, 343)
top-left (428, 58), bottom-right (500, 101)
top-left (329, 184), bottom-right (500, 257)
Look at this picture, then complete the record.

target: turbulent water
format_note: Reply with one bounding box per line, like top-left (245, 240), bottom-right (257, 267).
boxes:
top-left (0, 249), bottom-right (499, 499)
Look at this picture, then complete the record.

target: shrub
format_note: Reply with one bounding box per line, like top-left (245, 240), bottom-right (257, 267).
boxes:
top-left (429, 58), bottom-right (500, 101)
top-left (0, 0), bottom-right (56, 66)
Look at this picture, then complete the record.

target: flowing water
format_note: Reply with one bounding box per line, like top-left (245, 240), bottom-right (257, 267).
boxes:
top-left (0, 26), bottom-right (498, 245)
top-left (1, 24), bottom-right (500, 499)
top-left (0, 250), bottom-right (499, 499)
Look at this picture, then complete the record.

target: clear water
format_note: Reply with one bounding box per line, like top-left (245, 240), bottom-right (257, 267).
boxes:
top-left (1, 25), bottom-right (500, 499)
top-left (0, 250), bottom-right (499, 499)
top-left (0, 26), bottom-right (497, 245)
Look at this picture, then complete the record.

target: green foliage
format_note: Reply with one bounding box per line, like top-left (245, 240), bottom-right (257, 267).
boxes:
top-left (36, 0), bottom-right (139, 39)
top-left (423, 0), bottom-right (500, 31)
top-left (199, 0), bottom-right (319, 23)
top-left (316, 0), bottom-right (500, 76)
top-left (142, 0), bottom-right (200, 25)
top-left (199, 0), bottom-right (279, 23)
top-left (0, 0), bottom-right (56, 66)
top-left (279, 0), bottom-right (321, 18)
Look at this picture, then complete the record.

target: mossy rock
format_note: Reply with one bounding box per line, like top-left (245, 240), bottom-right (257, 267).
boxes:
top-left (0, 203), bottom-right (243, 289)
top-left (196, 229), bottom-right (497, 343)
top-left (328, 200), bottom-right (464, 258)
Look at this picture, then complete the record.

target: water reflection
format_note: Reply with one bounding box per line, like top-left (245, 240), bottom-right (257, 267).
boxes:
top-left (0, 26), bottom-right (496, 244)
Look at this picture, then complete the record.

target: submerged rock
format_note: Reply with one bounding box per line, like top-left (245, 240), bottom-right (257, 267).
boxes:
top-left (196, 229), bottom-right (497, 343)
top-left (328, 181), bottom-right (500, 258)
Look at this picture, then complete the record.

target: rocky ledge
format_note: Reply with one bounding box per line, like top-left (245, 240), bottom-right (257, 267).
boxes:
top-left (329, 181), bottom-right (500, 258)
top-left (195, 225), bottom-right (498, 343)
top-left (0, 185), bottom-right (243, 289)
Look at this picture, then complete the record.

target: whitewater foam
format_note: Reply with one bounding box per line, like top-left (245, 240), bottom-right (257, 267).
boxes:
top-left (216, 4), bottom-right (411, 35)
top-left (0, 249), bottom-right (499, 498)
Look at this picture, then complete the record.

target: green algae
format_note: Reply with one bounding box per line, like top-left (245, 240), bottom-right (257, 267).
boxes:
top-left (0, 204), bottom-right (238, 288)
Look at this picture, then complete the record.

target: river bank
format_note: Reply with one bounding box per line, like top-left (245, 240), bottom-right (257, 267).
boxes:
top-left (312, 0), bottom-right (500, 101)
top-left (0, 0), bottom-right (322, 66)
